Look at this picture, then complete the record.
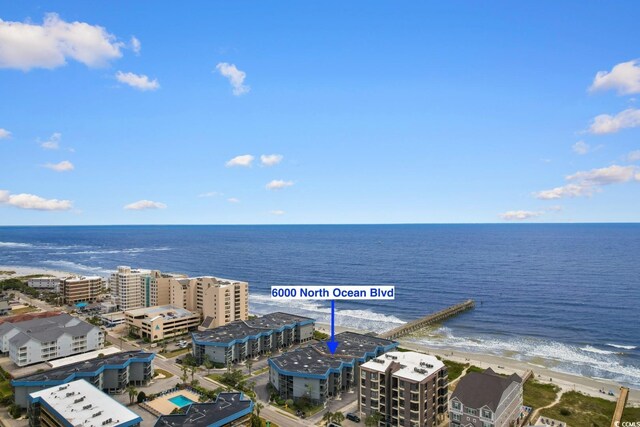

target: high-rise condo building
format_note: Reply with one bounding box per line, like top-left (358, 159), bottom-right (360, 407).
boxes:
top-left (60, 276), bottom-right (104, 305)
top-left (360, 351), bottom-right (449, 427)
top-left (168, 276), bottom-right (249, 327)
top-left (110, 266), bottom-right (161, 311)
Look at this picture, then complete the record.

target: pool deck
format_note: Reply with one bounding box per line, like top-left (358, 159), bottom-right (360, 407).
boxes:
top-left (145, 390), bottom-right (201, 415)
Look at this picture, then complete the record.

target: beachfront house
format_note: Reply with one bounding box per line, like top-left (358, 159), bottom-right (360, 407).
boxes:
top-left (449, 368), bottom-right (523, 427)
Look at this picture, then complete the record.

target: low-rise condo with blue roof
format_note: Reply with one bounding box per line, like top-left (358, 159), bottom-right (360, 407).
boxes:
top-left (269, 331), bottom-right (397, 404)
top-left (191, 312), bottom-right (315, 365)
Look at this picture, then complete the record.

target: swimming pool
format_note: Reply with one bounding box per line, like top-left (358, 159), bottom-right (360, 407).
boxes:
top-left (169, 395), bottom-right (195, 408)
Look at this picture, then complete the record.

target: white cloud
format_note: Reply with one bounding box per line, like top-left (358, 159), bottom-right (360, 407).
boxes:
top-left (260, 154), bottom-right (283, 167)
top-left (0, 13), bottom-right (124, 70)
top-left (44, 160), bottom-right (74, 172)
top-left (567, 164), bottom-right (637, 186)
top-left (590, 59), bottom-right (640, 95)
top-left (534, 184), bottom-right (595, 200)
top-left (115, 71), bottom-right (159, 91)
top-left (572, 141), bottom-right (590, 155)
top-left (225, 154), bottom-right (254, 167)
top-left (270, 210), bottom-right (285, 215)
top-left (499, 210), bottom-right (542, 221)
top-left (124, 200), bottom-right (167, 210)
top-left (0, 189), bottom-right (72, 210)
top-left (198, 191), bottom-right (221, 198)
top-left (41, 132), bottom-right (61, 150)
top-left (534, 165), bottom-right (640, 200)
top-left (627, 150), bottom-right (640, 162)
top-left (589, 108), bottom-right (640, 134)
top-left (130, 36), bottom-right (141, 55)
top-left (215, 62), bottom-right (250, 95)
top-left (227, 197), bottom-right (240, 203)
top-left (266, 179), bottom-right (294, 190)
top-left (0, 128), bottom-right (11, 139)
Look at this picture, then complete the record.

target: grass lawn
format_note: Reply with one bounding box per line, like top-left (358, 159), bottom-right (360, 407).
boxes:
top-left (0, 271), bottom-right (16, 275)
top-left (442, 359), bottom-right (468, 381)
top-left (466, 365), bottom-right (484, 374)
top-left (154, 369), bottom-right (174, 379)
top-left (0, 380), bottom-right (12, 400)
top-left (161, 348), bottom-right (190, 358)
top-left (541, 391), bottom-right (640, 426)
top-left (249, 367), bottom-right (269, 377)
top-left (523, 379), bottom-right (560, 409)
top-left (259, 418), bottom-right (279, 427)
top-left (11, 306), bottom-right (39, 314)
top-left (272, 401), bottom-right (323, 417)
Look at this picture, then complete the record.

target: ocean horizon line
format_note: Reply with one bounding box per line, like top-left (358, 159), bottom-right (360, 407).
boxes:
top-left (2, 221), bottom-right (640, 228)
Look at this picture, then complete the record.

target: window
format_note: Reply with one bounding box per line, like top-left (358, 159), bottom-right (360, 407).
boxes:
top-left (465, 407), bottom-right (479, 416)
top-left (452, 413), bottom-right (461, 421)
top-left (452, 401), bottom-right (461, 410)
top-left (482, 409), bottom-right (492, 419)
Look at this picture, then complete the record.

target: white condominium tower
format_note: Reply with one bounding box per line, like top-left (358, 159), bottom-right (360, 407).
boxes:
top-left (110, 266), bottom-right (161, 311)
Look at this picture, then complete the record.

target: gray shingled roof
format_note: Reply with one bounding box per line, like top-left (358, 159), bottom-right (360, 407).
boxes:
top-left (451, 368), bottom-right (522, 412)
top-left (1, 313), bottom-right (98, 345)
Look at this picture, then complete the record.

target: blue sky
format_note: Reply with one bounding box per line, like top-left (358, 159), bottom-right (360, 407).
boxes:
top-left (1, 1), bottom-right (640, 225)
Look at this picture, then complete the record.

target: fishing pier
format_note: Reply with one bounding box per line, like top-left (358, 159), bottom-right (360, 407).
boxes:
top-left (378, 299), bottom-right (475, 340)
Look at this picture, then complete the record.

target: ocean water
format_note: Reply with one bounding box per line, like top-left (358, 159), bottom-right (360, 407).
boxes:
top-left (0, 224), bottom-right (638, 387)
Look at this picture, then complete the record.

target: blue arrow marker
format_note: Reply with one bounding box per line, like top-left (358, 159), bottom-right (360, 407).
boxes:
top-left (326, 300), bottom-right (339, 354)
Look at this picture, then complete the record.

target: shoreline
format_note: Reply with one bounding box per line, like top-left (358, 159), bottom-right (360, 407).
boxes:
top-left (316, 322), bottom-right (640, 405)
top-left (2, 264), bottom-right (638, 405)
top-left (0, 265), bottom-right (75, 279)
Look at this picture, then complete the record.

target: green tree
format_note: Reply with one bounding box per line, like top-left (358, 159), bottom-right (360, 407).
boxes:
top-left (245, 359), bottom-right (253, 375)
top-left (204, 359), bottom-right (214, 375)
top-left (365, 412), bottom-right (382, 427)
top-left (181, 365), bottom-right (189, 384)
top-left (127, 385), bottom-right (138, 405)
top-left (332, 412), bottom-right (345, 424)
top-left (322, 411), bottom-right (334, 426)
top-left (136, 391), bottom-right (147, 403)
top-left (189, 365), bottom-right (197, 383)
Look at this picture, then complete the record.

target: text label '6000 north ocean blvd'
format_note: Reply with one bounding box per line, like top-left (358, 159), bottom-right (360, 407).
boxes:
top-left (270, 285), bottom-right (395, 300)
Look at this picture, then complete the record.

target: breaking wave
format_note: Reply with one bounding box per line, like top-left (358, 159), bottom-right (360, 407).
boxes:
top-left (249, 293), bottom-right (405, 334)
top-left (408, 326), bottom-right (640, 388)
top-left (42, 260), bottom-right (112, 275)
top-left (607, 343), bottom-right (637, 350)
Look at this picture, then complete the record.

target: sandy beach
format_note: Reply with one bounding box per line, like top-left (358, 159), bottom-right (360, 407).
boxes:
top-left (2, 265), bottom-right (637, 406)
top-left (317, 322), bottom-right (640, 406)
top-left (0, 265), bottom-right (74, 279)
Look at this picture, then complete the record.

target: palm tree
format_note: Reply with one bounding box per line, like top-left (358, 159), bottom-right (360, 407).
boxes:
top-left (181, 365), bottom-right (189, 384)
top-left (322, 411), bottom-right (334, 426)
top-left (255, 402), bottom-right (263, 418)
top-left (245, 359), bottom-right (253, 375)
top-left (189, 365), bottom-right (197, 383)
top-left (204, 359), bottom-right (214, 375)
top-left (332, 412), bottom-right (345, 425)
top-left (127, 385), bottom-right (138, 405)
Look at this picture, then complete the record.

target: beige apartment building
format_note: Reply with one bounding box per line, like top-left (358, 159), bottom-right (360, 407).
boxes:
top-left (360, 351), bottom-right (449, 427)
top-left (124, 305), bottom-right (200, 341)
top-left (168, 276), bottom-right (249, 328)
top-left (60, 276), bottom-right (105, 305)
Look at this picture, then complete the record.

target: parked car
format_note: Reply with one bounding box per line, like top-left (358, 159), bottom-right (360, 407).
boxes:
top-left (346, 413), bottom-right (361, 423)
